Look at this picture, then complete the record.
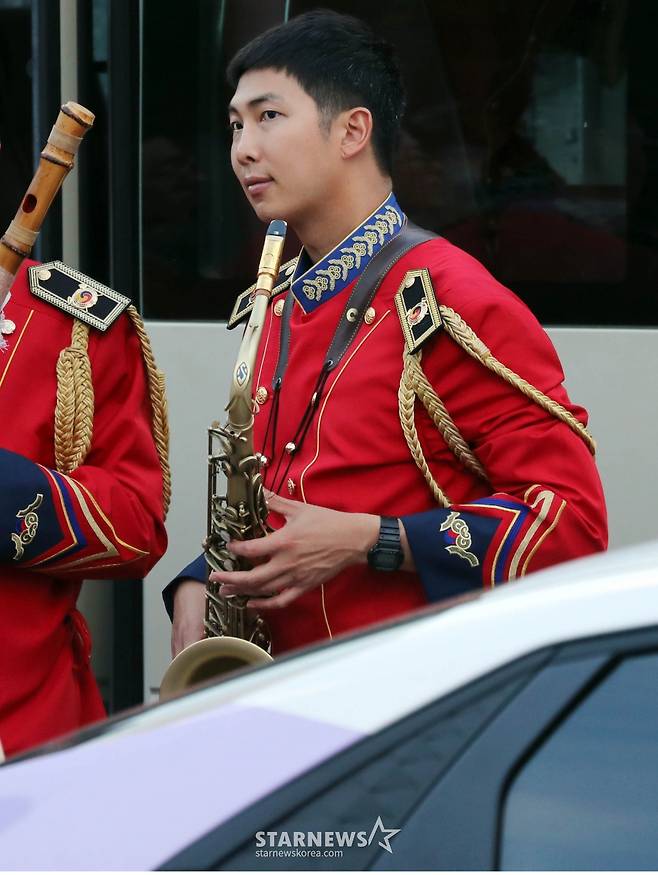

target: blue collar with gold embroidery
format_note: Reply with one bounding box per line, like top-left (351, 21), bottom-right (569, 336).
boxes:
top-left (290, 193), bottom-right (404, 313)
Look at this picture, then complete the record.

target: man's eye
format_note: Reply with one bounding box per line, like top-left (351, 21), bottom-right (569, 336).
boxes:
top-left (228, 120), bottom-right (242, 132)
top-left (261, 110), bottom-right (279, 121)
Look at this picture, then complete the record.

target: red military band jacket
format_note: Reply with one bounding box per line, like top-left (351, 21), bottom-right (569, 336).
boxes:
top-left (169, 194), bottom-right (607, 655)
top-left (0, 260), bottom-right (168, 757)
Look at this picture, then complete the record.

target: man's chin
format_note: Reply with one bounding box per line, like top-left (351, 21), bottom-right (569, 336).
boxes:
top-left (251, 202), bottom-right (282, 224)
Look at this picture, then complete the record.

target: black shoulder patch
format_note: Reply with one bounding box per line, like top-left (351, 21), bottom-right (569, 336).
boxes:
top-left (394, 268), bottom-right (443, 354)
top-left (28, 261), bottom-right (130, 331)
top-left (227, 257), bottom-right (297, 330)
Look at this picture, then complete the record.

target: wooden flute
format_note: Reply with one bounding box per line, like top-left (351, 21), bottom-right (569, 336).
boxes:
top-left (0, 101), bottom-right (95, 311)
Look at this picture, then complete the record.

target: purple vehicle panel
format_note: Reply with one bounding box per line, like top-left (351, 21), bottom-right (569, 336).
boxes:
top-left (0, 703), bottom-right (361, 870)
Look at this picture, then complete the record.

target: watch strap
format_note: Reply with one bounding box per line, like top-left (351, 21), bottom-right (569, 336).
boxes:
top-left (378, 515), bottom-right (401, 548)
top-left (367, 516), bottom-right (404, 572)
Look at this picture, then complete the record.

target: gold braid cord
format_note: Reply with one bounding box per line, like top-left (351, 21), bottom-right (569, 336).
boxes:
top-left (439, 305), bottom-right (596, 454)
top-left (126, 305), bottom-right (172, 517)
top-left (54, 310), bottom-right (172, 518)
top-left (399, 354), bottom-right (452, 508)
top-left (398, 305), bottom-right (597, 503)
top-left (405, 350), bottom-right (489, 482)
top-left (55, 319), bottom-right (94, 475)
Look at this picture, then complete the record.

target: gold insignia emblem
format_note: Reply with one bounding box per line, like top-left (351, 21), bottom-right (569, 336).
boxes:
top-left (255, 386), bottom-right (269, 405)
top-left (364, 307), bottom-right (376, 325)
top-left (439, 511), bottom-right (479, 567)
top-left (273, 298), bottom-right (285, 317)
top-left (406, 299), bottom-right (428, 327)
top-left (12, 493), bottom-right (44, 560)
top-left (68, 284), bottom-right (99, 310)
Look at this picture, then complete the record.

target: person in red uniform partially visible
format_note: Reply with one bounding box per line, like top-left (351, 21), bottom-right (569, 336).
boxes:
top-left (165, 10), bottom-right (607, 658)
top-left (0, 257), bottom-right (169, 758)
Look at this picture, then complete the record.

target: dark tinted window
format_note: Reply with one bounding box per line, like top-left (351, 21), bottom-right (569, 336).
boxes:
top-left (0, 1), bottom-right (32, 233)
top-left (160, 652), bottom-right (548, 871)
top-left (142, 0), bottom-right (658, 325)
top-left (500, 651), bottom-right (658, 870)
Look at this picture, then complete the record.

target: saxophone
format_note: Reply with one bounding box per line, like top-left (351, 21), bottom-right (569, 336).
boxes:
top-left (160, 219), bottom-right (287, 699)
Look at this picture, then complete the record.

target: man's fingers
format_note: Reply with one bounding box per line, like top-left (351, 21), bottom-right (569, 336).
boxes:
top-left (247, 585), bottom-right (304, 610)
top-left (228, 536), bottom-right (276, 559)
top-left (212, 560), bottom-right (287, 594)
top-left (264, 490), bottom-right (301, 516)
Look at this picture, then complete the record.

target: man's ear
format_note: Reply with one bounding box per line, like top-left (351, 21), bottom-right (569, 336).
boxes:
top-left (339, 107), bottom-right (373, 160)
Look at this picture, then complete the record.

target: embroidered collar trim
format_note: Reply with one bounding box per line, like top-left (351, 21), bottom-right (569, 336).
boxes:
top-left (290, 192), bottom-right (404, 313)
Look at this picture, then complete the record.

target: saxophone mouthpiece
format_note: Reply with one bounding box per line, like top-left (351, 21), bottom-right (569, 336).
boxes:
top-left (266, 219), bottom-right (287, 238)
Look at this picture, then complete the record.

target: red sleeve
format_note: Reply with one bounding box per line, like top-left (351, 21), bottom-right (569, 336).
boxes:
top-left (402, 251), bottom-right (607, 601)
top-left (1, 312), bottom-right (167, 579)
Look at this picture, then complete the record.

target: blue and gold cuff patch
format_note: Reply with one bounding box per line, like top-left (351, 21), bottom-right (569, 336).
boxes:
top-left (395, 268), bottom-right (442, 354)
top-left (28, 261), bottom-right (130, 331)
top-left (402, 488), bottom-right (566, 603)
top-left (1, 449), bottom-right (85, 566)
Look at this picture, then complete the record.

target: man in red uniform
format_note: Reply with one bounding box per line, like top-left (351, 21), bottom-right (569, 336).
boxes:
top-left (166, 10), bottom-right (607, 657)
top-left (0, 257), bottom-right (168, 757)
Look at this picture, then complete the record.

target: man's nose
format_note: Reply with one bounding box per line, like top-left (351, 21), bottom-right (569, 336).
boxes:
top-left (233, 124), bottom-right (260, 165)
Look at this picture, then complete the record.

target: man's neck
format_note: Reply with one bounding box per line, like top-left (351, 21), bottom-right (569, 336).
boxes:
top-left (296, 178), bottom-right (392, 264)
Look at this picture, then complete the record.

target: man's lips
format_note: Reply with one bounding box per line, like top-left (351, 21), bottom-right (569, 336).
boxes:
top-left (244, 176), bottom-right (273, 196)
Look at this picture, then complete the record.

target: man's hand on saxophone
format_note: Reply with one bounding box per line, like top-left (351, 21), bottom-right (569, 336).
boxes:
top-left (208, 491), bottom-right (415, 611)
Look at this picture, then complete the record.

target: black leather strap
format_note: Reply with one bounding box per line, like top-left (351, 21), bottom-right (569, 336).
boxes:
top-left (378, 515), bottom-right (402, 547)
top-left (367, 515), bottom-right (404, 572)
top-left (325, 221), bottom-right (437, 372)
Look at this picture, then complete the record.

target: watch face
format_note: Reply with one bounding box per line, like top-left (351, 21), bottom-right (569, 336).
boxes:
top-left (369, 547), bottom-right (404, 572)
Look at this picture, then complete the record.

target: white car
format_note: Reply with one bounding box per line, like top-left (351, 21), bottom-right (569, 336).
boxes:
top-left (1, 541), bottom-right (657, 870)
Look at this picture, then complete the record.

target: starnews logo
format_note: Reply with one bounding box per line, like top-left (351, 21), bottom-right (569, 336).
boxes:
top-left (254, 816), bottom-right (401, 859)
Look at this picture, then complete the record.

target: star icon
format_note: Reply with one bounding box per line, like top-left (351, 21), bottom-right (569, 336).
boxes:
top-left (367, 815), bottom-right (401, 854)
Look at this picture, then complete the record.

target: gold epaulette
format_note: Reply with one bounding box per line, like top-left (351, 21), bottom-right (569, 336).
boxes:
top-left (394, 268), bottom-right (443, 353)
top-left (227, 257), bottom-right (298, 329)
top-left (28, 261), bottom-right (130, 331)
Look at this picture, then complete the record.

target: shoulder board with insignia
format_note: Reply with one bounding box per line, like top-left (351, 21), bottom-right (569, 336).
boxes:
top-left (394, 268), bottom-right (443, 354)
top-left (28, 261), bottom-right (130, 331)
top-left (227, 257), bottom-right (297, 330)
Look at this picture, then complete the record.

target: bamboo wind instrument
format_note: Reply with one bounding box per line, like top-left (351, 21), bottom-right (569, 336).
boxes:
top-left (0, 101), bottom-right (95, 311)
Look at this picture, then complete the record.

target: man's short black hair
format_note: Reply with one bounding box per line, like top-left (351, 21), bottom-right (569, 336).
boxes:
top-left (227, 9), bottom-right (406, 176)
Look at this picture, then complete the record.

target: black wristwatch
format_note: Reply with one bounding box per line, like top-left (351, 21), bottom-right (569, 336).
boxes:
top-left (367, 516), bottom-right (404, 572)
